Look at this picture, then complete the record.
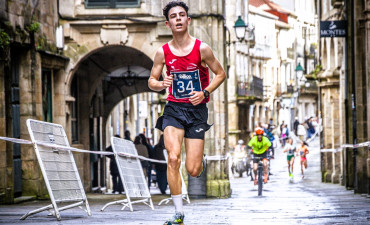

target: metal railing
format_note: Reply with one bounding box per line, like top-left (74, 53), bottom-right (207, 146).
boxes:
top-left (300, 80), bottom-right (318, 94)
top-left (237, 76), bottom-right (264, 99)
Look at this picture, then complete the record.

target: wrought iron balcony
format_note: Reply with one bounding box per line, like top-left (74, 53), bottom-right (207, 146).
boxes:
top-left (299, 80), bottom-right (318, 95)
top-left (237, 76), bottom-right (263, 99)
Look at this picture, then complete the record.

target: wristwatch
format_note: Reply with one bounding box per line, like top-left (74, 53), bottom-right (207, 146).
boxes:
top-left (202, 89), bottom-right (210, 99)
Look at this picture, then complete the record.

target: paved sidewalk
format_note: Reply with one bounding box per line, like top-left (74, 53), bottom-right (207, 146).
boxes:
top-left (0, 138), bottom-right (369, 225)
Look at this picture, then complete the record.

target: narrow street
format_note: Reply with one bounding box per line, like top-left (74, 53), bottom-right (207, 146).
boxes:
top-left (0, 138), bottom-right (369, 225)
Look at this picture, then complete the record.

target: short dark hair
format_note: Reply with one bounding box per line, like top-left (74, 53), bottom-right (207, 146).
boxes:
top-left (163, 0), bottom-right (189, 21)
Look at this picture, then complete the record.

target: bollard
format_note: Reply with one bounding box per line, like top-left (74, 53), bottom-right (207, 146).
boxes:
top-left (188, 171), bottom-right (207, 199)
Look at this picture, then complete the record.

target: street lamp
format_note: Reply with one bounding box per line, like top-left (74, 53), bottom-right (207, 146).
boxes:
top-left (234, 16), bottom-right (248, 41)
top-left (295, 62), bottom-right (305, 86)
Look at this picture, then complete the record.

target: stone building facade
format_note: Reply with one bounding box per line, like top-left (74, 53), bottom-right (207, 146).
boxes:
top-left (0, 0), bottom-right (67, 203)
top-left (0, 0), bottom-right (231, 203)
top-left (319, 0), bottom-right (369, 194)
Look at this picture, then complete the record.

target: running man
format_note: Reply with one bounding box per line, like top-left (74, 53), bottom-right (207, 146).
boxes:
top-left (283, 138), bottom-right (296, 178)
top-left (297, 141), bottom-right (309, 179)
top-left (148, 1), bottom-right (226, 224)
top-left (248, 128), bottom-right (271, 185)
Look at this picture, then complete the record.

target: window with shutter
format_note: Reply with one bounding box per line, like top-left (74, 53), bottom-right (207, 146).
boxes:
top-left (85, 0), bottom-right (140, 8)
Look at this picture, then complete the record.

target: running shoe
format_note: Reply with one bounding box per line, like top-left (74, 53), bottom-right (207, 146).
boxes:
top-left (196, 154), bottom-right (207, 178)
top-left (164, 212), bottom-right (184, 225)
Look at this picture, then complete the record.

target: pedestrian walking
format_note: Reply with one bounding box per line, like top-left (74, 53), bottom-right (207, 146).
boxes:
top-left (306, 117), bottom-right (315, 140)
top-left (148, 1), bottom-right (226, 223)
top-left (124, 130), bottom-right (132, 141)
top-left (139, 133), bottom-right (154, 188)
top-left (297, 122), bottom-right (306, 141)
top-left (152, 134), bottom-right (168, 194)
top-left (279, 121), bottom-right (285, 146)
top-left (106, 135), bottom-right (124, 194)
top-left (281, 124), bottom-right (289, 147)
top-left (283, 138), bottom-right (296, 179)
top-left (134, 135), bottom-right (150, 179)
top-left (293, 117), bottom-right (299, 136)
top-left (297, 141), bottom-right (309, 179)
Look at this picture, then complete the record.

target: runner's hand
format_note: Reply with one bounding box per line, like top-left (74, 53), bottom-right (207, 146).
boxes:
top-left (162, 75), bottom-right (173, 88)
top-left (189, 91), bottom-right (205, 106)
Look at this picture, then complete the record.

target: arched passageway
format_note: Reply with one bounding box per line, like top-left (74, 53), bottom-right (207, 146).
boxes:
top-left (69, 45), bottom-right (164, 190)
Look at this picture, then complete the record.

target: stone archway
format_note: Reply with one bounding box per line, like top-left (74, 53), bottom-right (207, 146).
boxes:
top-left (67, 45), bottom-right (163, 190)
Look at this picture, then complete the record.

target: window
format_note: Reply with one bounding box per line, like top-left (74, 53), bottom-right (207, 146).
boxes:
top-left (42, 70), bottom-right (53, 123)
top-left (71, 78), bottom-right (79, 143)
top-left (85, 0), bottom-right (140, 8)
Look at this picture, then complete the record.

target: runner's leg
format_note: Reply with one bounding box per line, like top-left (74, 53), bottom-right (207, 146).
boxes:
top-left (301, 161), bottom-right (304, 175)
top-left (164, 126), bottom-right (184, 214)
top-left (184, 138), bottom-right (204, 177)
top-left (290, 157), bottom-right (295, 173)
top-left (263, 159), bottom-right (268, 175)
top-left (253, 163), bottom-right (258, 177)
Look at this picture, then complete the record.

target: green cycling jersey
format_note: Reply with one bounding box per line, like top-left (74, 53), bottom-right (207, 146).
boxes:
top-left (248, 136), bottom-right (271, 155)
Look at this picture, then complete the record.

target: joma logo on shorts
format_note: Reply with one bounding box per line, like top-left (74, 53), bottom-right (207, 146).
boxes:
top-left (178, 74), bottom-right (192, 79)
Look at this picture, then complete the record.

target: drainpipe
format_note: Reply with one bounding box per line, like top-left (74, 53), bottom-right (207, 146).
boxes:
top-left (350, 0), bottom-right (358, 192)
top-left (343, 0), bottom-right (350, 187)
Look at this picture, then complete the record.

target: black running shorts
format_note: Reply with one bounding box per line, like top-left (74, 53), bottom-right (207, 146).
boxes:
top-left (155, 101), bottom-right (212, 139)
top-left (252, 151), bottom-right (268, 164)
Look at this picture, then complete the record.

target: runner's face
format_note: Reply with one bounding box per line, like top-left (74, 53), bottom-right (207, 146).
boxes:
top-left (165, 6), bottom-right (190, 33)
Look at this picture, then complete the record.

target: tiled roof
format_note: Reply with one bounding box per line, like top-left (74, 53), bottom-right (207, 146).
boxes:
top-left (249, 0), bottom-right (267, 7)
top-left (250, 0), bottom-right (293, 15)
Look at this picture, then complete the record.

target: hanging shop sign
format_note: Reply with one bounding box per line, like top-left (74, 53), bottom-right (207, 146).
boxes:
top-left (320, 20), bottom-right (347, 38)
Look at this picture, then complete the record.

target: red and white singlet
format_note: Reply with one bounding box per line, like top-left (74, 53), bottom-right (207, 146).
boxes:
top-left (163, 39), bottom-right (210, 104)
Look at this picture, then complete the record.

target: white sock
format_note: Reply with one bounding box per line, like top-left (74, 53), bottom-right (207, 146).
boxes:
top-left (171, 194), bottom-right (183, 214)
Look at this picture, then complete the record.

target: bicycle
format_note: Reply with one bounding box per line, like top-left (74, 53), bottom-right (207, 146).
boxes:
top-left (252, 156), bottom-right (269, 196)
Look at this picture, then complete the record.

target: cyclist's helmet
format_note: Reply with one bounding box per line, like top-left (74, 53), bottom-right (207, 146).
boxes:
top-left (255, 127), bottom-right (264, 135)
top-left (238, 139), bottom-right (244, 145)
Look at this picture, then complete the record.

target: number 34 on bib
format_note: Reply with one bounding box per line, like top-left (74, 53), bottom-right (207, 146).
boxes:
top-left (171, 70), bottom-right (202, 99)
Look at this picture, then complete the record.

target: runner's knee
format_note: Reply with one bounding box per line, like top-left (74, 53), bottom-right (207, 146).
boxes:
top-left (187, 164), bottom-right (202, 177)
top-left (168, 154), bottom-right (181, 170)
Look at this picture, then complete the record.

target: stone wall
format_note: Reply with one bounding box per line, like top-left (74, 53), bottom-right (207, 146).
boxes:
top-left (320, 0), bottom-right (369, 194)
top-left (318, 0), bottom-right (345, 185)
top-left (0, 62), bottom-right (7, 203)
top-left (350, 0), bottom-right (369, 194)
top-left (0, 0), bottom-right (64, 202)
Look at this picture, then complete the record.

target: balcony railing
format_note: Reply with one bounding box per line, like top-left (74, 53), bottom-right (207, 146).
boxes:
top-left (300, 80), bottom-right (318, 95)
top-left (237, 76), bottom-right (263, 99)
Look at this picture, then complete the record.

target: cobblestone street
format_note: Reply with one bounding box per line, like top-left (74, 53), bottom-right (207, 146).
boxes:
top-left (0, 139), bottom-right (369, 225)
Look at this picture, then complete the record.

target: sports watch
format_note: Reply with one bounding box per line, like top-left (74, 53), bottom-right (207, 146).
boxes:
top-left (202, 89), bottom-right (210, 99)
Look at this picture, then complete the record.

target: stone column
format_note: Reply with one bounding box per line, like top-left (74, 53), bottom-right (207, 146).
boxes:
top-left (366, 0), bottom-right (370, 195)
top-left (19, 51), bottom-right (47, 197)
top-left (53, 69), bottom-right (66, 128)
top-left (190, 0), bottom-right (230, 197)
top-left (0, 61), bottom-right (9, 203)
top-left (331, 88), bottom-right (341, 183)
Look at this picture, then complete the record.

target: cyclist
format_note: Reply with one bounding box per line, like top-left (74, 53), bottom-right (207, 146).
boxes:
top-left (283, 138), bottom-right (296, 178)
top-left (248, 127), bottom-right (271, 185)
top-left (297, 141), bottom-right (309, 179)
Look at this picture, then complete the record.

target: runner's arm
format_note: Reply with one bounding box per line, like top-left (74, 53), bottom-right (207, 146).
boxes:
top-left (200, 43), bottom-right (226, 93)
top-left (283, 146), bottom-right (289, 153)
top-left (148, 48), bottom-right (172, 91)
top-left (189, 43), bottom-right (226, 105)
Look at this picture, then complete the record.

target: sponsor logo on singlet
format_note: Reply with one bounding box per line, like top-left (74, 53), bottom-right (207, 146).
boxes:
top-left (171, 69), bottom-right (202, 99)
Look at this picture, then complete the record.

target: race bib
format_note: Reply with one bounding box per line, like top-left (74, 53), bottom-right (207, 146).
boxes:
top-left (171, 70), bottom-right (202, 99)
